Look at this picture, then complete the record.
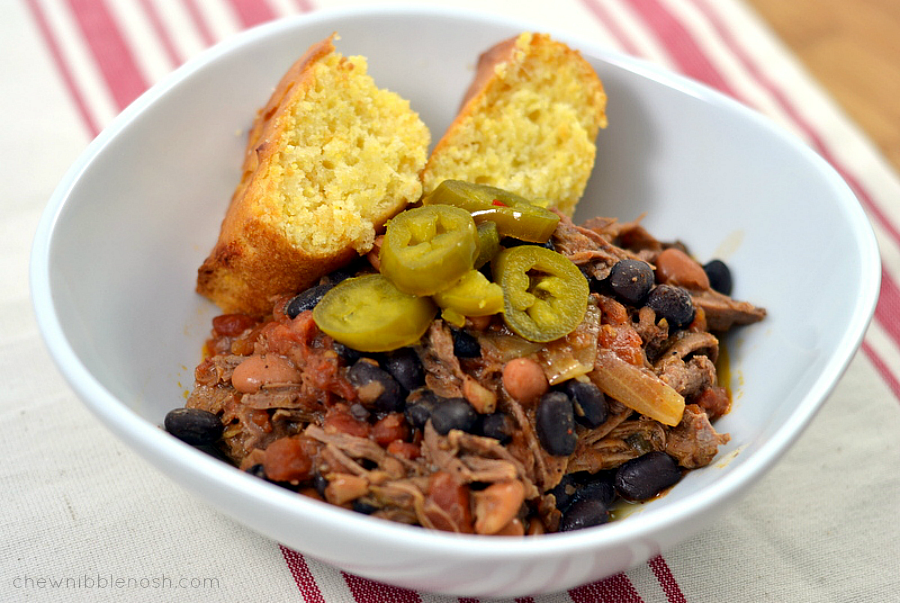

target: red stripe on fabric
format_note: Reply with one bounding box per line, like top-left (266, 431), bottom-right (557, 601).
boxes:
top-left (66, 0), bottom-right (149, 111)
top-left (648, 556), bottom-right (687, 603)
top-left (621, 0), bottom-right (736, 96)
top-left (342, 572), bottom-right (422, 603)
top-left (181, 0), bottom-right (217, 47)
top-left (578, 0), bottom-right (643, 56)
top-left (227, 0), bottom-right (277, 28)
top-left (874, 265), bottom-right (900, 350)
top-left (861, 341), bottom-right (900, 402)
top-left (569, 573), bottom-right (645, 603)
top-left (457, 598), bottom-right (480, 603)
top-left (515, 597), bottom-right (536, 603)
top-left (137, 0), bottom-right (183, 67)
top-left (279, 546), bottom-right (327, 603)
top-left (23, 0), bottom-right (100, 137)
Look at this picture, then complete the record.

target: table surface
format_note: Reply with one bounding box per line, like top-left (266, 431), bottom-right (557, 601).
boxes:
top-left (3, 1), bottom-right (899, 602)
top-left (747, 0), bottom-right (900, 171)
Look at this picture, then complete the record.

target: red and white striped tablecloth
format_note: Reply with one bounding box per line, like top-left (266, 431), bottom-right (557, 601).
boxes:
top-left (3, 1), bottom-right (899, 601)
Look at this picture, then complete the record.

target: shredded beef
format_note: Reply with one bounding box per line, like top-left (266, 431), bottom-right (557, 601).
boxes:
top-left (552, 211), bottom-right (636, 281)
top-left (692, 289), bottom-right (767, 332)
top-left (418, 321), bottom-right (466, 398)
top-left (179, 205), bottom-right (765, 535)
top-left (665, 405), bottom-right (730, 468)
top-left (656, 355), bottom-right (717, 398)
top-left (568, 416), bottom-right (667, 473)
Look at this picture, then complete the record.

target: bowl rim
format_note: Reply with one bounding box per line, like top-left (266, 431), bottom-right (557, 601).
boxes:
top-left (30, 3), bottom-right (882, 563)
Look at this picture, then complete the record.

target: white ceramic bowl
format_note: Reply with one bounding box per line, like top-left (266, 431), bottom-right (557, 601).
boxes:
top-left (31, 6), bottom-right (880, 598)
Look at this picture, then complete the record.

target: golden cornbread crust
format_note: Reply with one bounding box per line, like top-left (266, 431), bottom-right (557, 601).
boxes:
top-left (422, 33), bottom-right (607, 216)
top-left (197, 35), bottom-right (430, 315)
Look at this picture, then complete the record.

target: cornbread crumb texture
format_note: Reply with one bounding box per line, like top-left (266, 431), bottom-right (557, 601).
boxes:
top-left (196, 36), bottom-right (430, 315)
top-left (269, 51), bottom-right (428, 255)
top-left (423, 32), bottom-right (607, 216)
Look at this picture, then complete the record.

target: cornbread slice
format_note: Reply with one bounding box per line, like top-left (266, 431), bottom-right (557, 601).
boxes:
top-left (422, 33), bottom-right (607, 216)
top-left (197, 35), bottom-right (430, 315)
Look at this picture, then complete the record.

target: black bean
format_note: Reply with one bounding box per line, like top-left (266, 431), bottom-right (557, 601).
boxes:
top-left (333, 342), bottom-right (363, 364)
top-left (580, 268), bottom-right (602, 292)
top-left (609, 259), bottom-right (655, 305)
top-left (478, 412), bottom-right (515, 444)
top-left (614, 451), bottom-right (682, 501)
top-left (430, 397), bottom-right (478, 435)
top-left (404, 392), bottom-right (440, 430)
top-left (572, 478), bottom-right (617, 508)
top-left (563, 380), bottom-right (608, 428)
top-left (535, 391), bottom-right (577, 456)
top-left (703, 259), bottom-right (733, 296)
top-left (326, 259), bottom-right (364, 285)
top-left (347, 360), bottom-right (404, 412)
top-left (164, 408), bottom-right (224, 446)
top-left (452, 329), bottom-right (481, 358)
top-left (352, 499), bottom-right (378, 515)
top-left (194, 443), bottom-right (232, 463)
top-left (244, 463), bottom-right (296, 490)
top-left (245, 464), bottom-right (268, 480)
top-left (646, 284), bottom-right (695, 329)
top-left (559, 498), bottom-right (610, 531)
top-left (313, 473), bottom-right (329, 497)
top-left (549, 474), bottom-right (578, 512)
top-left (348, 402), bottom-right (371, 422)
top-left (555, 471), bottom-right (617, 513)
top-left (381, 348), bottom-right (425, 392)
top-left (502, 237), bottom-right (555, 251)
top-left (587, 277), bottom-right (606, 295)
top-left (285, 282), bottom-right (334, 318)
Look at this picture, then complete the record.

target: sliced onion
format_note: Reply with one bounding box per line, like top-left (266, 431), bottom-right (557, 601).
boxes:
top-left (538, 304), bottom-right (601, 385)
top-left (476, 331), bottom-right (544, 363)
top-left (589, 350), bottom-right (685, 426)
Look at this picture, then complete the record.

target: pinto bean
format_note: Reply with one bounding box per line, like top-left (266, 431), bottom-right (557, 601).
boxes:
top-left (502, 358), bottom-right (549, 405)
top-left (231, 354), bottom-right (302, 394)
top-left (655, 248), bottom-right (710, 290)
top-left (473, 480), bottom-right (526, 535)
